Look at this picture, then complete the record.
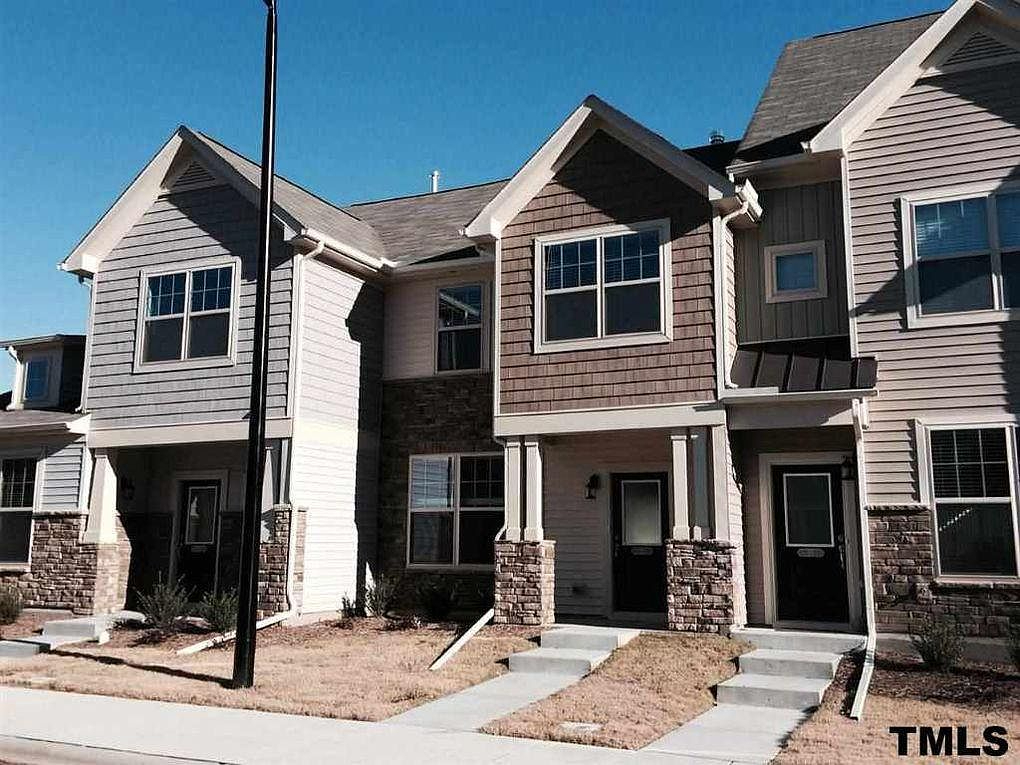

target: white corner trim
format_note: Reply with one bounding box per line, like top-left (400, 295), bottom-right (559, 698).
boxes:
top-left (810, 0), bottom-right (1020, 153)
top-left (763, 240), bottom-right (828, 304)
top-left (492, 238), bottom-right (502, 420)
top-left (840, 155), bottom-right (861, 357)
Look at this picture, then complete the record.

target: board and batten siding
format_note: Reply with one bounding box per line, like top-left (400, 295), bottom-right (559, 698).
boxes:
top-left (848, 62), bottom-right (1020, 505)
top-left (383, 265), bottom-right (493, 380)
top-left (734, 181), bottom-right (849, 344)
top-left (86, 181), bottom-right (293, 429)
top-left (499, 130), bottom-right (716, 414)
top-left (290, 258), bottom-right (384, 612)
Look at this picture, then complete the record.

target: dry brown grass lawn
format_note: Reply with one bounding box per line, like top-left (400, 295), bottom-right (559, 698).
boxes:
top-left (0, 617), bottom-right (537, 721)
top-left (0, 609), bottom-right (57, 639)
top-left (775, 653), bottom-right (1020, 764)
top-left (482, 632), bottom-right (751, 749)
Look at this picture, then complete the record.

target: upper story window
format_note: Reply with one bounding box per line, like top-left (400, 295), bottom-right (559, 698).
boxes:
top-left (23, 358), bottom-right (50, 403)
top-left (138, 263), bottom-right (236, 367)
top-left (407, 453), bottom-right (504, 568)
top-left (437, 284), bottom-right (483, 372)
top-left (764, 241), bottom-right (828, 303)
top-left (0, 457), bottom-right (36, 565)
top-left (902, 186), bottom-right (1020, 327)
top-left (926, 425), bottom-right (1019, 579)
top-left (533, 220), bottom-right (672, 353)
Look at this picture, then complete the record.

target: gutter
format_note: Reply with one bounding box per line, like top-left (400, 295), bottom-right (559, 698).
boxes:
top-left (296, 227), bottom-right (397, 272)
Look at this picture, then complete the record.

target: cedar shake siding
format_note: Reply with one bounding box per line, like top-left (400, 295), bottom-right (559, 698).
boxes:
top-left (86, 177), bottom-right (292, 429)
top-left (848, 61), bottom-right (1020, 505)
top-left (735, 181), bottom-right (849, 343)
top-left (499, 130), bottom-right (716, 414)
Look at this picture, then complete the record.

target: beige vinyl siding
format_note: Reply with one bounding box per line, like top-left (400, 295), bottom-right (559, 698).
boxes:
top-left (383, 265), bottom-right (492, 381)
top-left (724, 432), bottom-right (746, 627)
top-left (290, 258), bottom-right (383, 613)
top-left (735, 181), bottom-right (849, 343)
top-left (848, 62), bottom-right (1020, 505)
top-left (542, 432), bottom-right (670, 616)
top-left (86, 181), bottom-right (293, 428)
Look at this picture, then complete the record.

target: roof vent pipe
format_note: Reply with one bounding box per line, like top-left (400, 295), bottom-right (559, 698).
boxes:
top-left (709, 130), bottom-right (725, 145)
top-left (430, 169), bottom-right (440, 193)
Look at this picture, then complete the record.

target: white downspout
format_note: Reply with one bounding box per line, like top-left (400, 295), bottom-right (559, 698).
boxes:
top-left (850, 399), bottom-right (876, 719)
top-left (715, 198), bottom-right (751, 392)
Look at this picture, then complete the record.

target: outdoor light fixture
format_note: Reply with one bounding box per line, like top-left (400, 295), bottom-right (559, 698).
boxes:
top-left (841, 457), bottom-right (855, 481)
top-left (585, 473), bottom-right (600, 500)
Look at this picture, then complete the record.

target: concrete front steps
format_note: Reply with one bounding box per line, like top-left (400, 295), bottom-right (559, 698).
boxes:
top-left (508, 624), bottom-right (640, 677)
top-left (646, 627), bottom-right (864, 763)
top-left (0, 610), bottom-right (140, 659)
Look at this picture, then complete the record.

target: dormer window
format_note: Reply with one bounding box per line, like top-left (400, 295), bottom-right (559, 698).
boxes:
top-left (137, 262), bottom-right (237, 368)
top-left (533, 219), bottom-right (673, 353)
top-left (23, 358), bottom-right (50, 402)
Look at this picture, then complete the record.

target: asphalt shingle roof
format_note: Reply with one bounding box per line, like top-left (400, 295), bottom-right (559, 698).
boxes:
top-left (736, 11), bottom-right (942, 162)
top-left (346, 180), bottom-right (507, 267)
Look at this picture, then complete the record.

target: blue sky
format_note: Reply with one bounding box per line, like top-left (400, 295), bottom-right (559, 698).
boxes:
top-left (0, 0), bottom-right (945, 388)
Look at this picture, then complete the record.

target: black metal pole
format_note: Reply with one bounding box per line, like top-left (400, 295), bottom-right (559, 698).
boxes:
top-left (232, 0), bottom-right (277, 690)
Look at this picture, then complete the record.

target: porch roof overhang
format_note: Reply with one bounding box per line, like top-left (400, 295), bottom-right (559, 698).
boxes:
top-left (0, 412), bottom-right (90, 436)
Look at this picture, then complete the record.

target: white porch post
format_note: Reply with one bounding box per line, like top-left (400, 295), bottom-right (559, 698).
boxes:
top-left (709, 424), bottom-right (730, 542)
top-left (669, 433), bottom-right (691, 540)
top-left (503, 438), bottom-right (522, 541)
top-left (523, 437), bottom-right (543, 542)
top-left (83, 448), bottom-right (118, 544)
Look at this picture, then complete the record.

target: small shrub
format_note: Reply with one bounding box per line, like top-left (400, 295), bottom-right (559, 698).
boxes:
top-left (416, 575), bottom-right (457, 622)
top-left (340, 595), bottom-right (363, 619)
top-left (910, 616), bottom-right (963, 671)
top-left (0, 584), bottom-right (23, 636)
top-left (137, 577), bottom-right (191, 634)
top-left (365, 574), bottom-right (401, 618)
top-left (1008, 623), bottom-right (1020, 672)
top-left (199, 589), bottom-right (239, 634)
top-left (384, 614), bottom-right (424, 631)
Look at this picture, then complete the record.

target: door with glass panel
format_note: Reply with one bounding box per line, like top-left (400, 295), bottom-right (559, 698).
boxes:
top-left (771, 465), bottom-right (849, 624)
top-left (176, 480), bottom-right (221, 600)
top-left (612, 473), bottom-right (668, 613)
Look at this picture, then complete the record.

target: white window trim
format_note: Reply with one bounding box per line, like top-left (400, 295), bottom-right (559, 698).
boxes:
top-left (11, 349), bottom-right (62, 410)
top-left (133, 257), bottom-right (241, 372)
top-left (0, 449), bottom-right (43, 569)
top-left (916, 420), bottom-right (1020, 583)
top-left (764, 240), bottom-right (828, 304)
top-left (406, 452), bottom-right (504, 571)
top-left (901, 181), bottom-right (1020, 330)
top-left (433, 281), bottom-right (489, 376)
top-left (532, 219), bottom-right (673, 354)
top-left (781, 472), bottom-right (835, 548)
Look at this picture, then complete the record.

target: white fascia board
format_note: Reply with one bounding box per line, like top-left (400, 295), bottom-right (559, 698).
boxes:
top-left (296, 227), bottom-right (395, 272)
top-left (494, 402), bottom-right (727, 437)
top-left (87, 418), bottom-right (293, 448)
top-left (720, 388), bottom-right (878, 403)
top-left (61, 132), bottom-right (185, 277)
top-left (810, 0), bottom-right (1020, 153)
top-left (0, 414), bottom-right (90, 436)
top-left (464, 95), bottom-right (738, 240)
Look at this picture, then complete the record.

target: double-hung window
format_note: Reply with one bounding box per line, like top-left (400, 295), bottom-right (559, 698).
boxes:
top-left (535, 220), bottom-right (671, 352)
top-left (140, 264), bottom-right (236, 365)
top-left (0, 457), bottom-right (36, 565)
top-left (407, 453), bottom-right (504, 567)
top-left (437, 284), bottom-right (483, 372)
top-left (904, 187), bottom-right (1020, 325)
top-left (927, 426), bottom-right (1019, 578)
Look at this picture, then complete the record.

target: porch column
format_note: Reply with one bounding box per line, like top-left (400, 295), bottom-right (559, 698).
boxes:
top-left (522, 437), bottom-right (543, 541)
top-left (709, 424), bottom-right (730, 542)
top-left (83, 448), bottom-right (118, 544)
top-left (669, 433), bottom-right (691, 540)
top-left (503, 438), bottom-right (522, 541)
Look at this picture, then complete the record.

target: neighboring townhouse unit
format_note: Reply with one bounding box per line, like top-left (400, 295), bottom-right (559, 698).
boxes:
top-left (3, 0), bottom-right (1016, 646)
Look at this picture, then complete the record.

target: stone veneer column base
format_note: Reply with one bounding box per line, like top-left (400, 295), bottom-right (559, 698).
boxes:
top-left (493, 540), bottom-right (555, 626)
top-left (257, 504), bottom-right (301, 618)
top-left (666, 539), bottom-right (735, 634)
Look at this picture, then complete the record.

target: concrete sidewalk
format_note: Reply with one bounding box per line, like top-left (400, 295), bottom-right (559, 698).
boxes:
top-left (0, 687), bottom-right (734, 764)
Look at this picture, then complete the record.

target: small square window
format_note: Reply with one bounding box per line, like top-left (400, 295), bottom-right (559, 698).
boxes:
top-left (765, 241), bottom-right (827, 303)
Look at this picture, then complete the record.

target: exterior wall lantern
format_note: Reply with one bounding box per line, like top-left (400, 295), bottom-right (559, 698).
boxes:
top-left (585, 473), bottom-right (600, 500)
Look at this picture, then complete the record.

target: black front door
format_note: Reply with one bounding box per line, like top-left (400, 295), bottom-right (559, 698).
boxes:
top-left (772, 464), bottom-right (849, 623)
top-left (177, 480), bottom-right (221, 600)
top-left (612, 473), bottom-right (668, 612)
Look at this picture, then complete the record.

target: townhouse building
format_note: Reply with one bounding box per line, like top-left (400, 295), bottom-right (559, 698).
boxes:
top-left (2, 0), bottom-right (1017, 644)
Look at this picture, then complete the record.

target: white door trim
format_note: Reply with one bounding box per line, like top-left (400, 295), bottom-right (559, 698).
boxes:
top-left (758, 452), bottom-right (859, 628)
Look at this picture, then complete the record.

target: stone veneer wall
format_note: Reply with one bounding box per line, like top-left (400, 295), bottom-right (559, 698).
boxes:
top-left (0, 513), bottom-right (130, 614)
top-left (666, 539), bottom-right (735, 634)
top-left (493, 540), bottom-right (555, 626)
top-left (377, 374), bottom-right (495, 612)
top-left (869, 507), bottom-right (1020, 637)
top-left (257, 504), bottom-right (302, 618)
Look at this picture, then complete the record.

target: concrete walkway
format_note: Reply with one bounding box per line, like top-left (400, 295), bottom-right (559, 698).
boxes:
top-left (0, 687), bottom-right (730, 764)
